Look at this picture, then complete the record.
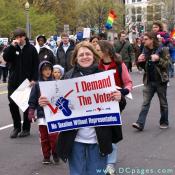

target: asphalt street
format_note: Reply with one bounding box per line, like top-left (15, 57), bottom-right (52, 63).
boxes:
top-left (0, 69), bottom-right (175, 175)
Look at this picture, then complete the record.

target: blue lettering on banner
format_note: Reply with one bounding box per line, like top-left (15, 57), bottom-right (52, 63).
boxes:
top-left (47, 113), bottom-right (121, 132)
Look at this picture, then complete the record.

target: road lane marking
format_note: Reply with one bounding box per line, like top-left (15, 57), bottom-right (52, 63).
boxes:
top-left (0, 83), bottom-right (144, 131)
top-left (133, 84), bottom-right (144, 88)
top-left (0, 90), bottom-right (8, 95)
top-left (0, 122), bottom-right (23, 131)
top-left (0, 124), bottom-right (13, 131)
top-left (0, 83), bottom-right (7, 86)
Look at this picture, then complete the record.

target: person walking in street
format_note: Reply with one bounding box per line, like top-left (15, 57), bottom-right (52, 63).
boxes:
top-left (38, 41), bottom-right (123, 175)
top-left (0, 39), bottom-right (8, 83)
top-left (133, 37), bottom-right (144, 72)
top-left (35, 35), bottom-right (56, 64)
top-left (28, 61), bottom-right (59, 164)
top-left (114, 31), bottom-right (135, 72)
top-left (96, 40), bottom-right (133, 175)
top-left (132, 32), bottom-right (169, 131)
top-left (3, 28), bottom-right (39, 138)
top-left (56, 33), bottom-right (75, 72)
top-left (169, 38), bottom-right (175, 78)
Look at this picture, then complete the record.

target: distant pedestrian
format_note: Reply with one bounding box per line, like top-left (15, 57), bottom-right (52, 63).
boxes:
top-left (28, 61), bottom-right (59, 164)
top-left (132, 32), bottom-right (169, 131)
top-left (169, 38), bottom-right (175, 78)
top-left (3, 28), bottom-right (39, 138)
top-left (0, 39), bottom-right (8, 83)
top-left (35, 35), bottom-right (56, 64)
top-left (133, 37), bottom-right (144, 71)
top-left (114, 31), bottom-right (135, 72)
top-left (56, 33), bottom-right (75, 72)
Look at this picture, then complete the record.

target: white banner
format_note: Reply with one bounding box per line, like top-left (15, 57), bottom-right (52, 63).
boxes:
top-left (39, 70), bottom-right (122, 133)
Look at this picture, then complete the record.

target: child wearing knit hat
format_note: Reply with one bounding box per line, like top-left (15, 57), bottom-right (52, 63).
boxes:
top-left (53, 65), bottom-right (64, 80)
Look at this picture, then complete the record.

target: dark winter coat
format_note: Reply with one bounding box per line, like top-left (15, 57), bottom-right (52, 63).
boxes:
top-left (3, 39), bottom-right (39, 89)
top-left (57, 64), bottom-right (123, 163)
top-left (38, 47), bottom-right (55, 65)
top-left (56, 42), bottom-right (75, 72)
top-left (138, 47), bottom-right (169, 85)
top-left (114, 40), bottom-right (135, 63)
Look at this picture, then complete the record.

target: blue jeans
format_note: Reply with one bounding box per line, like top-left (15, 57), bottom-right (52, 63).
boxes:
top-left (169, 61), bottom-right (174, 78)
top-left (137, 82), bottom-right (168, 128)
top-left (107, 144), bottom-right (117, 164)
top-left (68, 142), bottom-right (107, 175)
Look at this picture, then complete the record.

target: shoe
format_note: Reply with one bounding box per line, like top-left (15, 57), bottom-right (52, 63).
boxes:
top-left (10, 128), bottom-right (21, 138)
top-left (160, 124), bottom-right (169, 129)
top-left (105, 164), bottom-right (116, 175)
top-left (42, 158), bottom-right (52, 165)
top-left (53, 154), bottom-right (59, 164)
top-left (18, 130), bottom-right (30, 137)
top-left (132, 123), bottom-right (143, 131)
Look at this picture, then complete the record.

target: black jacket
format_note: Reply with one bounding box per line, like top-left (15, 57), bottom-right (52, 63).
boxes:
top-left (3, 39), bottom-right (39, 89)
top-left (38, 47), bottom-right (55, 65)
top-left (56, 42), bottom-right (75, 72)
top-left (57, 64), bottom-right (123, 162)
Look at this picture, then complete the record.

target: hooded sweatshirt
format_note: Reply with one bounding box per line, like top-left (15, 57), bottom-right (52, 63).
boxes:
top-left (35, 35), bottom-right (56, 65)
top-left (28, 61), bottom-right (53, 119)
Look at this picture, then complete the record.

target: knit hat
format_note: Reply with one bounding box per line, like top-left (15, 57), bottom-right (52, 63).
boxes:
top-left (39, 61), bottom-right (53, 73)
top-left (53, 65), bottom-right (64, 76)
top-left (13, 28), bottom-right (26, 38)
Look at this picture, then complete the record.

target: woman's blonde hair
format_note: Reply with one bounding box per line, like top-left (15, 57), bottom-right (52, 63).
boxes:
top-left (71, 41), bottom-right (100, 66)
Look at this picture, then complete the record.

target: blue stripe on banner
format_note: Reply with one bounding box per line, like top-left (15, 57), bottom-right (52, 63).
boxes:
top-left (47, 113), bottom-right (121, 132)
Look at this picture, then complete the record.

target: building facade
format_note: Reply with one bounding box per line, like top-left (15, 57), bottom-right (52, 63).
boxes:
top-left (125, 0), bottom-right (169, 41)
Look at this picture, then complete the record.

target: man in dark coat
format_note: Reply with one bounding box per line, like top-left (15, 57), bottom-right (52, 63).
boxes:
top-left (56, 33), bottom-right (75, 72)
top-left (114, 31), bottom-right (135, 72)
top-left (3, 28), bottom-right (39, 138)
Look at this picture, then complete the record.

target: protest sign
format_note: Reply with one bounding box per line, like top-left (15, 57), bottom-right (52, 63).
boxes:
top-left (10, 79), bottom-right (31, 112)
top-left (39, 70), bottom-right (122, 133)
top-left (83, 28), bottom-right (91, 39)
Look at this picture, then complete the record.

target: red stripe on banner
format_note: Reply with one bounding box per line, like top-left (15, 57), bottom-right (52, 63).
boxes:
top-left (64, 89), bottom-right (74, 98)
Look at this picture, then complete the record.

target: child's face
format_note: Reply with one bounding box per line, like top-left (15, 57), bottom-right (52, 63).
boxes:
top-left (42, 67), bottom-right (52, 79)
top-left (53, 69), bottom-right (62, 80)
top-left (152, 25), bottom-right (160, 33)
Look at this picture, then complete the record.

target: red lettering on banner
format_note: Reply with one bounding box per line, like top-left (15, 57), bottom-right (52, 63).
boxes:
top-left (75, 82), bottom-right (80, 93)
top-left (81, 76), bottom-right (111, 92)
top-left (77, 95), bottom-right (92, 106)
top-left (93, 93), bottom-right (112, 103)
